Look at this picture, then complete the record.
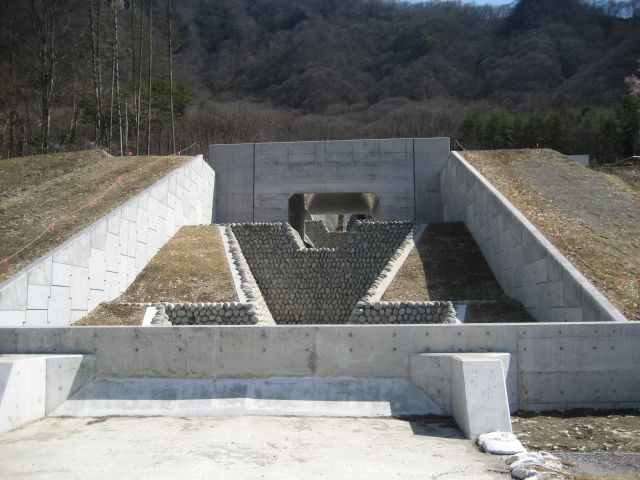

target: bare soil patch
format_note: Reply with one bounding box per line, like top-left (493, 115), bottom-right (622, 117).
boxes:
top-left (511, 411), bottom-right (640, 479)
top-left (119, 225), bottom-right (237, 304)
top-left (0, 149), bottom-right (190, 284)
top-left (75, 226), bottom-right (236, 326)
top-left (74, 304), bottom-right (146, 326)
top-left (513, 411), bottom-right (640, 453)
top-left (383, 222), bottom-right (533, 323)
top-left (464, 149), bottom-right (640, 321)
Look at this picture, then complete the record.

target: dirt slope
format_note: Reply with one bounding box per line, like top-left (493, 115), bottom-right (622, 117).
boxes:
top-left (463, 149), bottom-right (640, 321)
top-left (0, 150), bottom-right (190, 284)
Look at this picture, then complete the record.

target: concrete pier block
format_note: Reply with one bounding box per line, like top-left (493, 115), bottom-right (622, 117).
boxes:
top-left (410, 352), bottom-right (512, 439)
top-left (0, 355), bottom-right (95, 433)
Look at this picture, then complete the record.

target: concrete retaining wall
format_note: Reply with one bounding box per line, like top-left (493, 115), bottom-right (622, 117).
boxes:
top-left (209, 138), bottom-right (450, 224)
top-left (441, 152), bottom-right (627, 323)
top-left (1, 322), bottom-right (638, 411)
top-left (0, 156), bottom-right (215, 327)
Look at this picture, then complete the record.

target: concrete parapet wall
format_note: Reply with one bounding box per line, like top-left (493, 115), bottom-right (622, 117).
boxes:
top-left (209, 138), bottom-right (450, 224)
top-left (441, 152), bottom-right (627, 323)
top-left (1, 322), bottom-right (638, 411)
top-left (0, 156), bottom-right (215, 327)
top-left (231, 221), bottom-right (413, 324)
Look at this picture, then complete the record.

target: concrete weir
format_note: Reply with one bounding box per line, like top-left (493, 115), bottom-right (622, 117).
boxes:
top-left (0, 138), bottom-right (638, 446)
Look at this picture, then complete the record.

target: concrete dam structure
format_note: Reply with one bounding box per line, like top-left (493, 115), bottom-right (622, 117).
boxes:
top-left (0, 138), bottom-right (638, 443)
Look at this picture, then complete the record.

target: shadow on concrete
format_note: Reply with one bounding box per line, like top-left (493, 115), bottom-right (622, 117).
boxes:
top-left (400, 416), bottom-right (465, 439)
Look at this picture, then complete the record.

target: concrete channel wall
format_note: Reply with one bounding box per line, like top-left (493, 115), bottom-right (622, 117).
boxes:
top-left (1, 322), bottom-right (638, 412)
top-left (0, 156), bottom-right (215, 327)
top-left (441, 152), bottom-right (627, 323)
top-left (208, 138), bottom-right (450, 224)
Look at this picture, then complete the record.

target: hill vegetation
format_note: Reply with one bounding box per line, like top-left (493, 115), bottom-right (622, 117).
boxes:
top-left (0, 0), bottom-right (639, 161)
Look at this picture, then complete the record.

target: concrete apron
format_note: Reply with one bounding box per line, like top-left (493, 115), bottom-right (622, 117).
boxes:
top-left (45, 352), bottom-right (513, 440)
top-left (52, 377), bottom-right (444, 418)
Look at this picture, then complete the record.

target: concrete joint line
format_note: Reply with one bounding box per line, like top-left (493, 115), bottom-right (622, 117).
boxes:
top-left (219, 225), bottom-right (247, 303)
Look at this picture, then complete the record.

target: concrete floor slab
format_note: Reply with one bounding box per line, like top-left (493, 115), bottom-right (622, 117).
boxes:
top-left (0, 416), bottom-right (507, 479)
top-left (52, 377), bottom-right (444, 418)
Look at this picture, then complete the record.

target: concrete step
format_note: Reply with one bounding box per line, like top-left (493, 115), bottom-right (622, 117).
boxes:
top-left (0, 354), bottom-right (95, 433)
top-left (52, 377), bottom-right (444, 418)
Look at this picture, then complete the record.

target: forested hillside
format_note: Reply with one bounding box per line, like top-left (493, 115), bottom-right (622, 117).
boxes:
top-left (0, 0), bottom-right (639, 162)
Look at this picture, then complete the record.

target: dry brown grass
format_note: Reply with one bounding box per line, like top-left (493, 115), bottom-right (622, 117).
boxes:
top-left (119, 225), bottom-right (237, 304)
top-left (464, 149), bottom-right (640, 321)
top-left (0, 149), bottom-right (190, 284)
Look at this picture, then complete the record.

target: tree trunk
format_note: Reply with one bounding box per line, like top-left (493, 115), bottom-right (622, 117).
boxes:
top-left (27, 0), bottom-right (57, 154)
top-left (128, 3), bottom-right (136, 153)
top-left (168, 0), bottom-right (176, 154)
top-left (136, 0), bottom-right (144, 154)
top-left (112, 0), bottom-right (123, 155)
top-left (88, 0), bottom-right (103, 145)
top-left (8, 24), bottom-right (17, 158)
top-left (146, 0), bottom-right (152, 155)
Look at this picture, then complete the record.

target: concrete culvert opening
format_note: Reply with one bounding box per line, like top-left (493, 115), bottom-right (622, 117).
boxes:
top-left (288, 192), bottom-right (380, 240)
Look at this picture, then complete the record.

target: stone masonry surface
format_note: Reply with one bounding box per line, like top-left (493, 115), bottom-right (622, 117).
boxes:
top-left (349, 300), bottom-right (458, 324)
top-left (231, 221), bottom-right (414, 324)
top-left (304, 220), bottom-right (352, 249)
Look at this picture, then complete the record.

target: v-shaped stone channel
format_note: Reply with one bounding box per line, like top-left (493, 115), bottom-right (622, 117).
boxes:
top-left (230, 221), bottom-right (413, 324)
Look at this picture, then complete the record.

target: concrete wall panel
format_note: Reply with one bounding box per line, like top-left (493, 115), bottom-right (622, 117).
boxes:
top-left (209, 138), bottom-right (450, 224)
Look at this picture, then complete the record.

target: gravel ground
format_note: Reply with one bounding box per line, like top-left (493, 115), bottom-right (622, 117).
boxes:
top-left (464, 149), bottom-right (640, 321)
top-left (0, 149), bottom-right (190, 284)
top-left (512, 411), bottom-right (640, 479)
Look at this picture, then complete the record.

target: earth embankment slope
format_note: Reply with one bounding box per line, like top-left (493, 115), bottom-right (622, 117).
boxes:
top-left (462, 149), bottom-right (640, 321)
top-left (0, 150), bottom-right (190, 284)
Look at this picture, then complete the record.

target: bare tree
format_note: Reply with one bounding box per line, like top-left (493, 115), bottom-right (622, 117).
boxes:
top-left (26, 0), bottom-right (57, 153)
top-left (8, 24), bottom-right (18, 157)
top-left (112, 0), bottom-right (123, 155)
top-left (88, 0), bottom-right (103, 145)
top-left (146, 0), bottom-right (152, 155)
top-left (168, 0), bottom-right (176, 154)
top-left (135, 0), bottom-right (145, 154)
